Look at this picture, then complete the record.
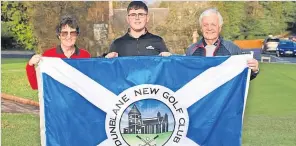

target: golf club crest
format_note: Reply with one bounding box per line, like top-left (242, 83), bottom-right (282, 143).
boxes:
top-left (105, 85), bottom-right (189, 146)
top-left (120, 100), bottom-right (173, 146)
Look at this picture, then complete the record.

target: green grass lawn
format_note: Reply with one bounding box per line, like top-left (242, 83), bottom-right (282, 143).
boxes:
top-left (1, 58), bottom-right (38, 101)
top-left (1, 58), bottom-right (296, 146)
top-left (1, 113), bottom-right (40, 146)
top-left (245, 63), bottom-right (296, 116)
top-left (242, 63), bottom-right (296, 146)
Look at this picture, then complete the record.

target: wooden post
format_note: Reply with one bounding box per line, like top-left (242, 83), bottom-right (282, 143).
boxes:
top-left (192, 29), bottom-right (199, 43)
top-left (108, 0), bottom-right (114, 38)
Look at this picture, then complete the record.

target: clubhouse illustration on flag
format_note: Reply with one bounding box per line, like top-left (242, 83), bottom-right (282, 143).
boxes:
top-left (38, 55), bottom-right (252, 146)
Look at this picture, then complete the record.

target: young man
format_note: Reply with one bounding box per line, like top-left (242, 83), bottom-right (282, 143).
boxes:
top-left (105, 1), bottom-right (171, 58)
top-left (26, 15), bottom-right (91, 90)
top-left (186, 8), bottom-right (259, 80)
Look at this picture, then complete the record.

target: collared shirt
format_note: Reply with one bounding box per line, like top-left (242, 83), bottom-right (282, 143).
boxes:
top-left (109, 29), bottom-right (168, 57)
top-left (186, 37), bottom-right (237, 57)
top-left (127, 28), bottom-right (148, 38)
top-left (202, 39), bottom-right (220, 57)
top-left (42, 45), bottom-right (90, 58)
top-left (26, 46), bottom-right (91, 90)
top-left (202, 38), bottom-right (220, 46)
top-left (205, 45), bottom-right (216, 57)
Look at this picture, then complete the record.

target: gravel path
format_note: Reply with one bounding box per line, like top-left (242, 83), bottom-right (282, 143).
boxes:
top-left (1, 99), bottom-right (39, 115)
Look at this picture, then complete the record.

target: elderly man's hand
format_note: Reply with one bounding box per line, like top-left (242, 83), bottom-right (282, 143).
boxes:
top-left (159, 52), bottom-right (172, 57)
top-left (247, 58), bottom-right (259, 72)
top-left (105, 52), bottom-right (118, 58)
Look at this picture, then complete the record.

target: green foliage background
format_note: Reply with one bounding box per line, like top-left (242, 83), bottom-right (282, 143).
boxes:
top-left (156, 1), bottom-right (296, 53)
top-left (1, 1), bottom-right (296, 54)
top-left (1, 2), bottom-right (37, 50)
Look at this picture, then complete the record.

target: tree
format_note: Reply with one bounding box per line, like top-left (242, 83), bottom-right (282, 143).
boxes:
top-left (112, 1), bottom-right (130, 9)
top-left (260, 2), bottom-right (286, 36)
top-left (156, 2), bottom-right (210, 54)
top-left (23, 1), bottom-right (109, 55)
top-left (211, 1), bottom-right (245, 40)
top-left (282, 1), bottom-right (296, 33)
top-left (1, 1), bottom-right (37, 50)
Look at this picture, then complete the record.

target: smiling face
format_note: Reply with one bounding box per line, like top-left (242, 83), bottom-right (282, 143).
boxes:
top-left (126, 8), bottom-right (149, 32)
top-left (200, 13), bottom-right (221, 42)
top-left (59, 24), bottom-right (77, 48)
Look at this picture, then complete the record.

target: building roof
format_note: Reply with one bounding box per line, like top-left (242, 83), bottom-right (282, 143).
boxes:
top-left (128, 104), bottom-right (141, 115)
top-left (143, 117), bottom-right (164, 125)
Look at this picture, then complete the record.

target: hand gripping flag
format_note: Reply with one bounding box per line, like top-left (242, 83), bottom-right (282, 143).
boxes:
top-left (38, 55), bottom-right (252, 146)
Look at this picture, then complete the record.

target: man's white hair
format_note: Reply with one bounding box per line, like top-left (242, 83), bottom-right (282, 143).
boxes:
top-left (199, 8), bottom-right (223, 27)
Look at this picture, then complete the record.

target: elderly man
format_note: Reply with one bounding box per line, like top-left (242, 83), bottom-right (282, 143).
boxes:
top-left (186, 8), bottom-right (259, 80)
top-left (105, 1), bottom-right (171, 58)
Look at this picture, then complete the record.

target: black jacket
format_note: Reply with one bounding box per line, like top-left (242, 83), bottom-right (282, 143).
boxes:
top-left (109, 32), bottom-right (168, 57)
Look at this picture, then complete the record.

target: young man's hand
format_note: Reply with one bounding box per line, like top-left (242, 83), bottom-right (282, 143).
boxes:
top-left (105, 52), bottom-right (118, 58)
top-left (159, 52), bottom-right (172, 57)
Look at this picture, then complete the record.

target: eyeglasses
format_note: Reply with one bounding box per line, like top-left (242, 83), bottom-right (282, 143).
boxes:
top-left (128, 13), bottom-right (147, 19)
top-left (60, 31), bottom-right (78, 38)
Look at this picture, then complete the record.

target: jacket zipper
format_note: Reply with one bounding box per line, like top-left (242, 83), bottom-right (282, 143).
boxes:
top-left (137, 38), bottom-right (140, 55)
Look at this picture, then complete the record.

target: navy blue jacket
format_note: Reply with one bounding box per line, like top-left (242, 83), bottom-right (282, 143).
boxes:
top-left (186, 37), bottom-right (241, 56)
top-left (186, 37), bottom-right (258, 80)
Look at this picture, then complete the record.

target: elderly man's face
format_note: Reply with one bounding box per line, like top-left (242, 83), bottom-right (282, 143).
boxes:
top-left (201, 13), bottom-right (221, 42)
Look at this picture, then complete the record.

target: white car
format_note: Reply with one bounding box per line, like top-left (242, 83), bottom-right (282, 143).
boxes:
top-left (262, 37), bottom-right (280, 53)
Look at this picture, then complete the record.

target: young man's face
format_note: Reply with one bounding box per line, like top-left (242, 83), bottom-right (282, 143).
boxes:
top-left (200, 13), bottom-right (221, 41)
top-left (127, 9), bottom-right (149, 32)
top-left (59, 24), bottom-right (78, 48)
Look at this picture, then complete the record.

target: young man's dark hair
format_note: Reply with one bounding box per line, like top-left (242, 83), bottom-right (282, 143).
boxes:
top-left (127, 1), bottom-right (148, 13)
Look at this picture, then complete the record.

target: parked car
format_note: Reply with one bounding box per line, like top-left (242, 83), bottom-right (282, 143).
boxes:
top-left (276, 40), bottom-right (296, 57)
top-left (289, 35), bottom-right (296, 42)
top-left (262, 37), bottom-right (280, 53)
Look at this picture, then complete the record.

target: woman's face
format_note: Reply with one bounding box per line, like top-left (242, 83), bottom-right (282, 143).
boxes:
top-left (59, 24), bottom-right (78, 48)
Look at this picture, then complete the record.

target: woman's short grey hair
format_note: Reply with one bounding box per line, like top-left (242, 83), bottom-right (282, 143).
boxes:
top-left (199, 8), bottom-right (223, 27)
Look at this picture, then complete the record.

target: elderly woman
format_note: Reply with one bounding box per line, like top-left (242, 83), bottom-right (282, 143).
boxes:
top-left (26, 15), bottom-right (91, 90)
